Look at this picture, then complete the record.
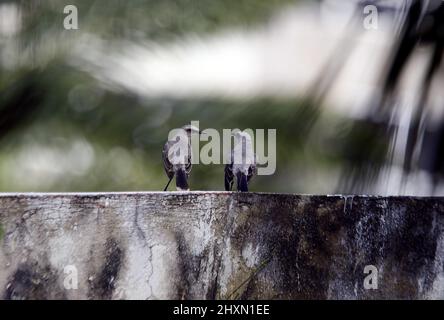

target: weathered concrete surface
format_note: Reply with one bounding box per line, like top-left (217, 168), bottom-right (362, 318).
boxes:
top-left (0, 192), bottom-right (443, 300)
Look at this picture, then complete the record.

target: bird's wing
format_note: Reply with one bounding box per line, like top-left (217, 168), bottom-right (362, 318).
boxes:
top-left (185, 143), bottom-right (192, 176)
top-left (247, 154), bottom-right (257, 182)
top-left (162, 141), bottom-right (174, 178)
top-left (224, 163), bottom-right (234, 191)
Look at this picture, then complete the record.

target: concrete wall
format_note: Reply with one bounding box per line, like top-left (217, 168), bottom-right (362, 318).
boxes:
top-left (0, 192), bottom-right (443, 299)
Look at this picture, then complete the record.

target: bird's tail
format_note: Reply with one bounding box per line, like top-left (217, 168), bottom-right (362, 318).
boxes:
top-left (176, 168), bottom-right (189, 191)
top-left (237, 172), bottom-right (248, 192)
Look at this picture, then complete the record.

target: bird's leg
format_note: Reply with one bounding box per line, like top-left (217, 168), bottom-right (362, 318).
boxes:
top-left (163, 175), bottom-right (174, 191)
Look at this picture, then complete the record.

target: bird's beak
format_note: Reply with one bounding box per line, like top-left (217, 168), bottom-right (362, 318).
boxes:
top-left (199, 130), bottom-right (207, 138)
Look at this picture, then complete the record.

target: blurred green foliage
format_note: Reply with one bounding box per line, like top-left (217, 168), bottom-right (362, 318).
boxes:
top-left (0, 0), bottom-right (354, 193)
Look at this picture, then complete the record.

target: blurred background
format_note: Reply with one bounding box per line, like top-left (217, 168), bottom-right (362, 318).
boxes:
top-left (1, 0), bottom-right (444, 195)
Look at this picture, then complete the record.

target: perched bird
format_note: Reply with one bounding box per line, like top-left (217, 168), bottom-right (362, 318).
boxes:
top-left (162, 124), bottom-right (200, 191)
top-left (225, 130), bottom-right (257, 192)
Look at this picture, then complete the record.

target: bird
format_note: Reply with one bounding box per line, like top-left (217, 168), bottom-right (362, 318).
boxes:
top-left (225, 130), bottom-right (257, 192)
top-left (162, 124), bottom-right (201, 191)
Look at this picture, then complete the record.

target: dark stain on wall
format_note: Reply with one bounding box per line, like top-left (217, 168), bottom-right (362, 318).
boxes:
top-left (89, 238), bottom-right (124, 299)
top-left (4, 262), bottom-right (66, 300)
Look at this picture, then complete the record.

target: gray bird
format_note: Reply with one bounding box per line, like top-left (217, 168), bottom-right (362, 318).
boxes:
top-left (163, 124), bottom-right (200, 191)
top-left (225, 131), bottom-right (257, 192)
